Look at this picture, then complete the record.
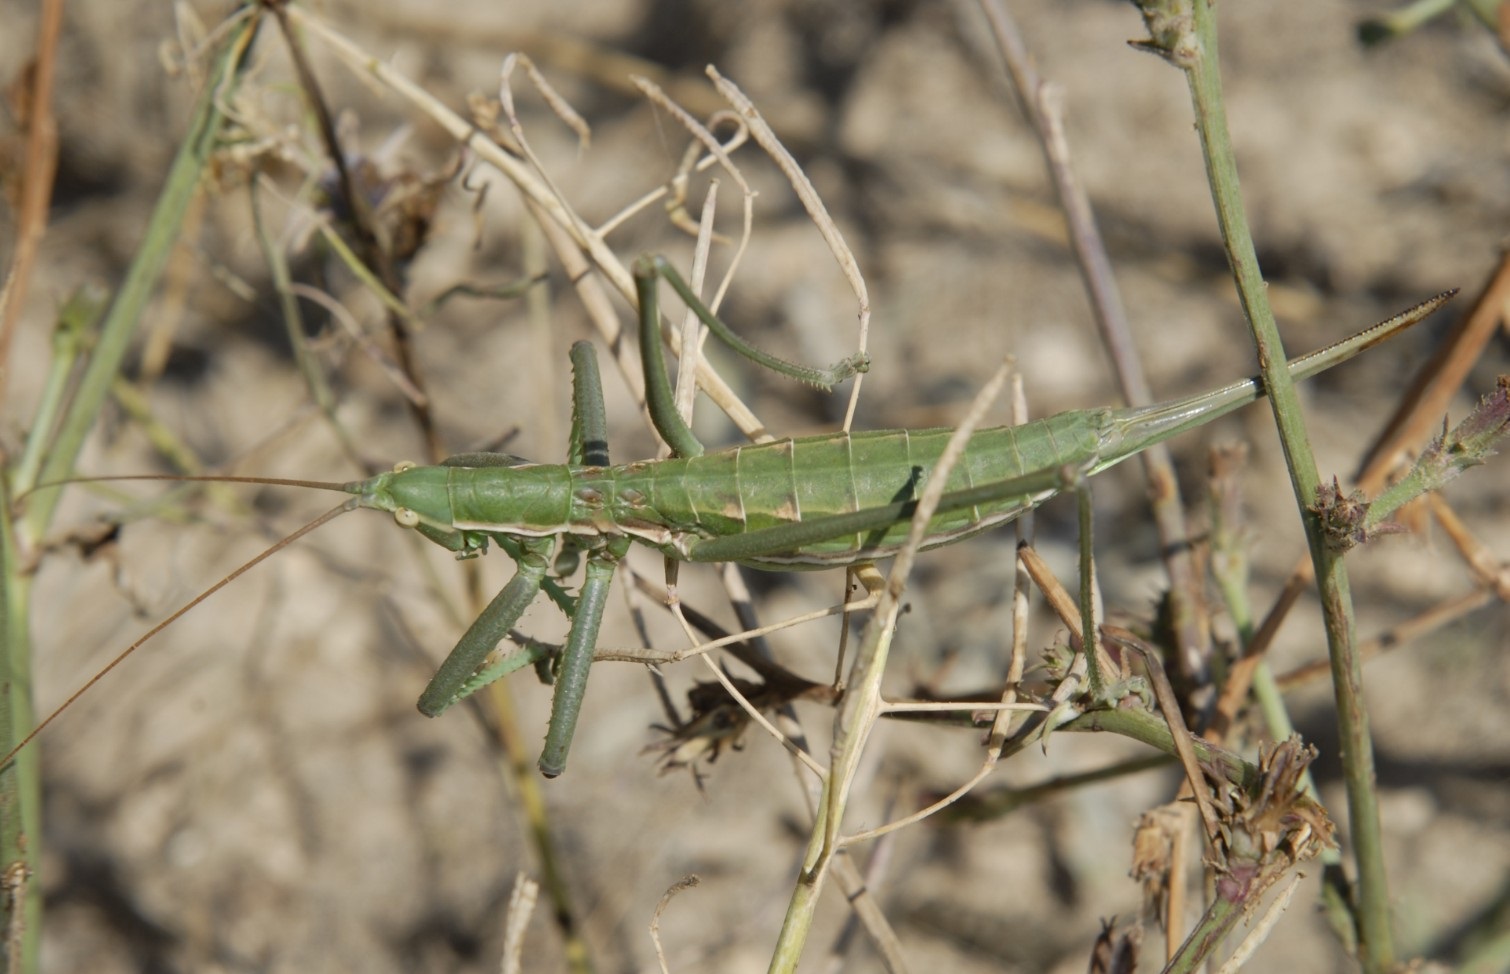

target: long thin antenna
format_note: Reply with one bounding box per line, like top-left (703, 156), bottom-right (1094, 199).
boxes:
top-left (24, 473), bottom-right (356, 498)
top-left (1, 500), bottom-right (356, 768)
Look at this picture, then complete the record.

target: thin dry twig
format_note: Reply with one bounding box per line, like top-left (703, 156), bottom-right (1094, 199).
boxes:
top-left (285, 4), bottom-right (770, 439)
top-left (649, 875), bottom-right (701, 974)
top-left (1103, 626), bottom-right (1222, 845)
top-left (0, 0), bottom-right (64, 404)
top-left (828, 362), bottom-right (1018, 850)
top-left (1214, 873), bottom-right (1304, 974)
top-left (978, 0), bottom-right (1212, 689)
top-left (704, 67), bottom-right (872, 432)
top-left (499, 872), bottom-right (539, 974)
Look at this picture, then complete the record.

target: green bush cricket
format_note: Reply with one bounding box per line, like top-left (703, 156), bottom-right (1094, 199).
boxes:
top-left (5, 256), bottom-right (1454, 777)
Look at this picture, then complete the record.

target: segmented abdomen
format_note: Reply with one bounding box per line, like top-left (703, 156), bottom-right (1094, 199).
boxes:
top-left (613, 411), bottom-right (1108, 568)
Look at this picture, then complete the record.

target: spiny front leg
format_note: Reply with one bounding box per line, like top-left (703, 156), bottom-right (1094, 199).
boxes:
top-left (416, 537), bottom-right (553, 717)
top-left (538, 538), bottom-right (628, 777)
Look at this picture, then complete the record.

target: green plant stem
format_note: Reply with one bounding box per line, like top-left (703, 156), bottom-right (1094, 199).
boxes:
top-left (1062, 708), bottom-right (1251, 791)
top-left (248, 181), bottom-right (340, 423)
top-left (21, 14), bottom-right (260, 543)
top-left (2, 14), bottom-right (260, 972)
top-left (1135, 2), bottom-right (1395, 967)
top-left (1, 295), bottom-right (96, 972)
top-left (1187, 7), bottom-right (1392, 969)
top-left (8, 289), bottom-right (104, 496)
top-left (0, 488), bottom-right (40, 974)
top-left (1166, 890), bottom-right (1245, 973)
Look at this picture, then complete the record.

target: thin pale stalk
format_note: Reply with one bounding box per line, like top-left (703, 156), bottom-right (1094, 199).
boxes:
top-left (522, 217), bottom-right (559, 472)
top-left (247, 178), bottom-right (358, 464)
top-left (980, 0), bottom-right (1211, 687)
top-left (989, 373), bottom-right (1033, 748)
top-left (673, 186), bottom-right (719, 427)
top-left (483, 680), bottom-right (596, 974)
top-left (768, 363), bottom-right (1010, 972)
top-left (703, 68), bottom-right (872, 432)
top-left (767, 601), bottom-right (899, 974)
top-left (288, 7), bottom-right (773, 445)
top-left (268, 1), bottom-right (442, 463)
top-left (1076, 487), bottom-right (1103, 696)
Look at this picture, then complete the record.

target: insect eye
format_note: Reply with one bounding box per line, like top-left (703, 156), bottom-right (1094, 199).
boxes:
top-left (394, 508), bottom-right (420, 528)
top-left (392, 460), bottom-right (417, 473)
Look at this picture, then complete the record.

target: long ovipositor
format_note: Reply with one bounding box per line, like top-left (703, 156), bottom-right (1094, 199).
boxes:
top-left (350, 289), bottom-right (1456, 570)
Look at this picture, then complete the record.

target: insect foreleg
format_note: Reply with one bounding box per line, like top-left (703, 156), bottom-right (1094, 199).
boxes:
top-left (538, 539), bottom-right (627, 778)
top-left (494, 535), bottom-right (577, 616)
top-left (527, 339), bottom-right (625, 777)
top-left (416, 341), bottom-right (615, 732)
top-left (416, 537), bottom-right (553, 718)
